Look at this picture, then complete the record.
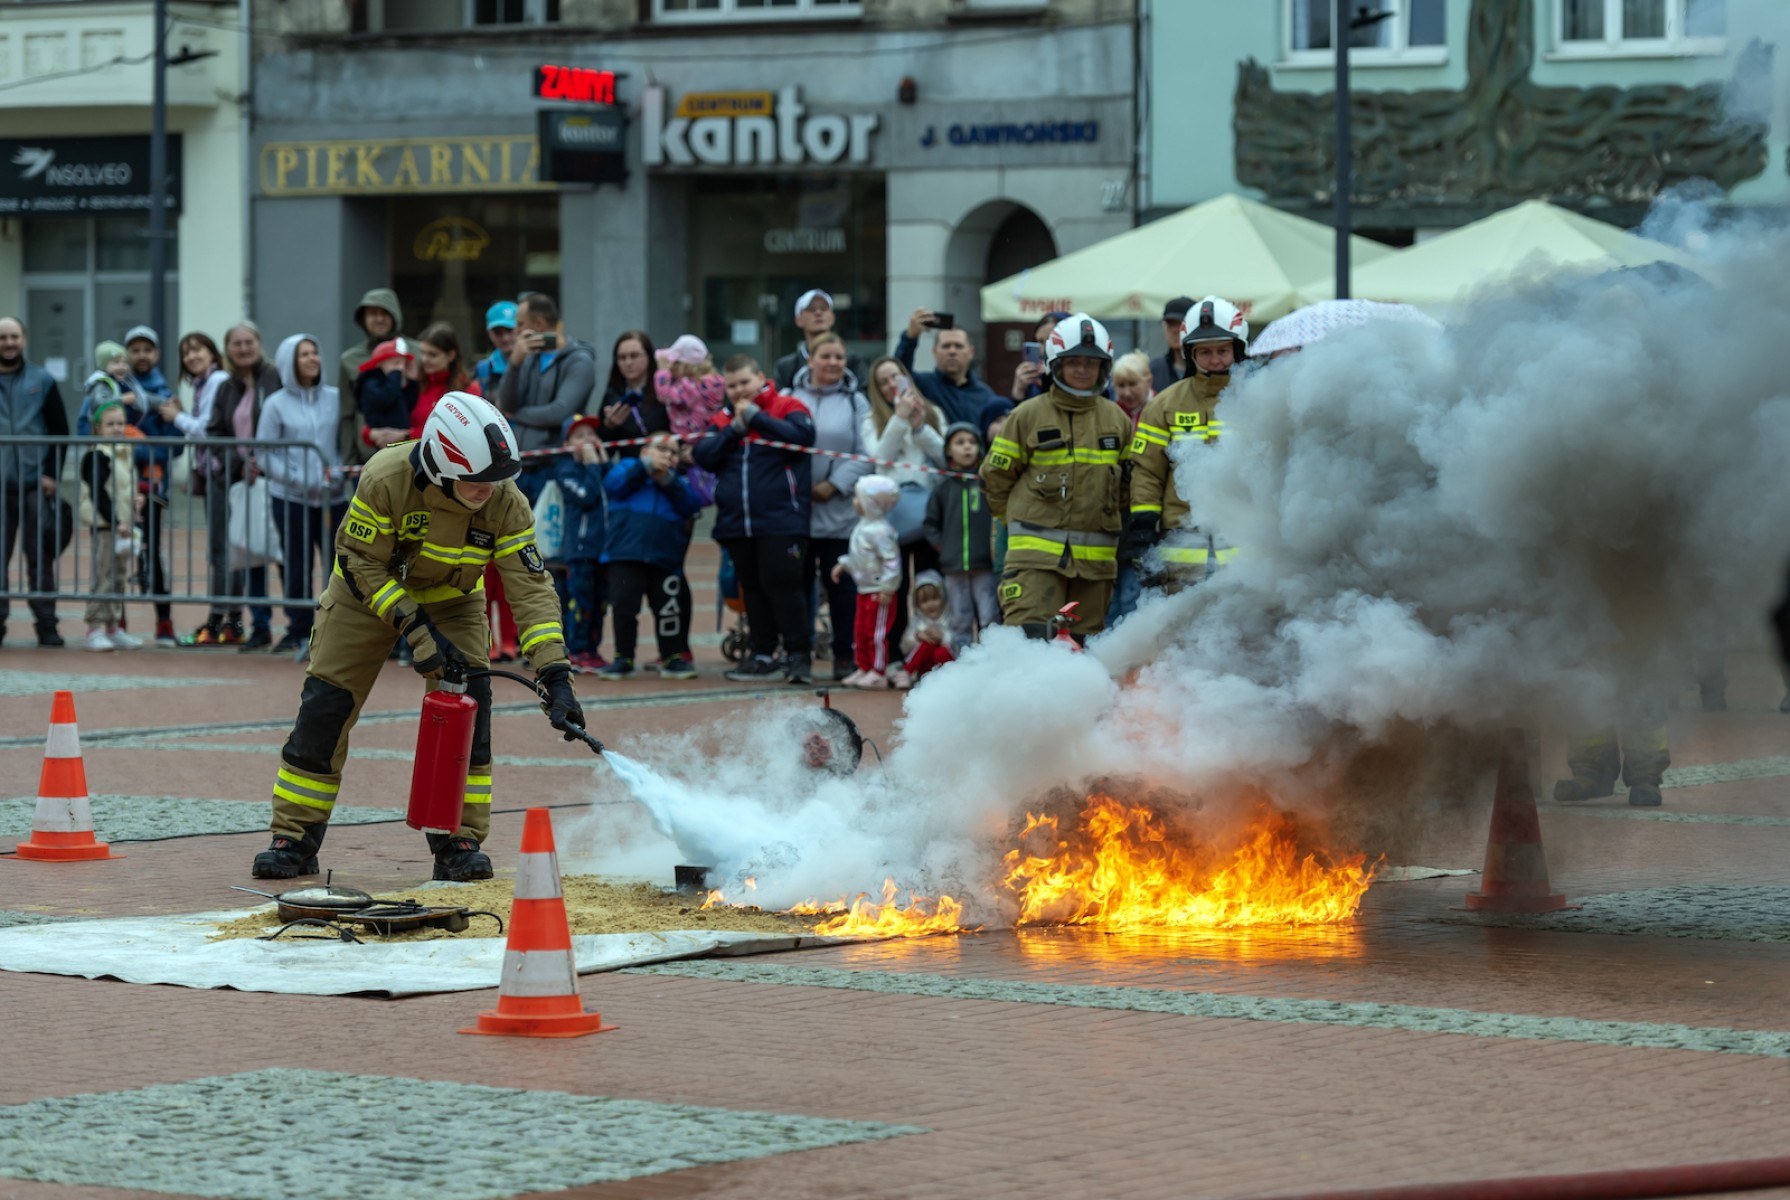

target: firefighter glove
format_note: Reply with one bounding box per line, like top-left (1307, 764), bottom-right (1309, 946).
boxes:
top-left (1119, 512), bottom-right (1162, 565)
top-left (404, 612), bottom-right (467, 681)
top-left (537, 663), bottom-right (585, 741)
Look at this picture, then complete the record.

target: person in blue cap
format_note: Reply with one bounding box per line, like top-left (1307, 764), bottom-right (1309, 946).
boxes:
top-left (475, 300), bottom-right (518, 392)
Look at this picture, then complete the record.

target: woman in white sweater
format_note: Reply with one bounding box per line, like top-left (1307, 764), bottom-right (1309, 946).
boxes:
top-left (862, 354), bottom-right (947, 649)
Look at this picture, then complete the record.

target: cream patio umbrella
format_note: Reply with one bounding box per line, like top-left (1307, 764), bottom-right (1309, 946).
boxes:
top-left (1295, 199), bottom-right (1698, 311)
top-left (979, 193), bottom-right (1395, 327)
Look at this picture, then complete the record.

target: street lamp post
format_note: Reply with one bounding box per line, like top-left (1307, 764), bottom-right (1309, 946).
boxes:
top-left (1334, 2), bottom-right (1394, 301)
top-left (149, 0), bottom-right (169, 345)
top-left (147, 2), bottom-right (216, 349)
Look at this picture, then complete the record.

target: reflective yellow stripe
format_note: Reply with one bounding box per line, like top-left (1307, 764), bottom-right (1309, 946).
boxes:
top-left (1008, 535), bottom-right (1117, 562)
top-left (1130, 503), bottom-right (1163, 514)
top-left (494, 528), bottom-right (535, 559)
top-left (407, 577), bottom-right (486, 604)
top-left (989, 437), bottom-right (1022, 457)
top-left (464, 773), bottom-right (493, 806)
top-left (519, 622), bottom-right (562, 654)
top-left (348, 496), bottom-right (394, 533)
top-left (419, 541), bottom-right (493, 566)
top-left (1135, 423), bottom-right (1171, 446)
top-left (273, 768), bottom-right (338, 811)
top-left (1159, 547), bottom-right (1210, 564)
top-left (1031, 448), bottom-right (1121, 467)
top-left (369, 580), bottom-right (404, 617)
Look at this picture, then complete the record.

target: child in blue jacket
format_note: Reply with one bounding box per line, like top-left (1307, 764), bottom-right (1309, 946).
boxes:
top-left (598, 431), bottom-right (704, 680)
top-left (552, 416), bottom-right (609, 671)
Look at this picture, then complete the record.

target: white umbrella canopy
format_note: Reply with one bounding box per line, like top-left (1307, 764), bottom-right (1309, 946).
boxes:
top-left (1252, 299), bottom-right (1442, 357)
top-left (979, 193), bottom-right (1396, 326)
top-left (1295, 200), bottom-right (1699, 311)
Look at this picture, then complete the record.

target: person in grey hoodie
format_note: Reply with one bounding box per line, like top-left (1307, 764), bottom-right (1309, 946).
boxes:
top-left (787, 333), bottom-right (870, 680)
top-left (495, 293), bottom-right (598, 492)
top-left (257, 334), bottom-right (348, 653)
top-left (338, 287), bottom-right (402, 467)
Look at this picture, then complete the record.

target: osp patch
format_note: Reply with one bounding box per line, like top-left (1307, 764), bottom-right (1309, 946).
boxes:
top-left (399, 511), bottom-right (431, 539)
top-left (343, 517), bottom-right (378, 543)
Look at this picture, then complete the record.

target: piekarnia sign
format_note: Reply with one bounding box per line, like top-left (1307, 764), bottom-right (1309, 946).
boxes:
top-left (643, 86), bottom-right (878, 169)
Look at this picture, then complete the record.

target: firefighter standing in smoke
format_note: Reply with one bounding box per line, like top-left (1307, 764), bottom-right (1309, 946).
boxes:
top-left (1121, 296), bottom-right (1249, 586)
top-left (251, 393), bottom-right (585, 881)
top-left (980, 314), bottom-right (1131, 640)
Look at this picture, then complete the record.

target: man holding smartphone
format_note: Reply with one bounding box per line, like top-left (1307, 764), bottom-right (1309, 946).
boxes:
top-left (895, 306), bottom-right (999, 427)
top-left (495, 292), bottom-right (598, 467)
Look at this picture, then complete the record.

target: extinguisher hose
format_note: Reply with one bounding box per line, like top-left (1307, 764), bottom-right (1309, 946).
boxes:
top-left (462, 666), bottom-right (606, 757)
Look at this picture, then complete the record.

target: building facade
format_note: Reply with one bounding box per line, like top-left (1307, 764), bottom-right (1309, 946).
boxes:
top-left (1149, 0), bottom-right (1788, 239)
top-left (251, 0), bottom-right (1137, 385)
top-left (0, 0), bottom-right (248, 390)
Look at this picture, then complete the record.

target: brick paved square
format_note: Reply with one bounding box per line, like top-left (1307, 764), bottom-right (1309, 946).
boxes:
top-left (0, 1070), bottom-right (922, 1200)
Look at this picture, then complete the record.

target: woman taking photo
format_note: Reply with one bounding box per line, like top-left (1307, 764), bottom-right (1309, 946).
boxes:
top-left (203, 321), bottom-right (282, 649)
top-left (789, 333), bottom-right (870, 681)
top-left (599, 329), bottom-right (670, 456)
top-left (863, 354), bottom-right (946, 649)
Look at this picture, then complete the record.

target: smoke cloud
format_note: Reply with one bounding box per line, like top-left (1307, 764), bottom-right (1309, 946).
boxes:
top-left (580, 199), bottom-right (1790, 914)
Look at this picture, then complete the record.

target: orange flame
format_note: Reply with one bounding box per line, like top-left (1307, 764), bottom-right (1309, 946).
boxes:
top-left (788, 877), bottom-right (969, 938)
top-left (1001, 795), bottom-right (1375, 930)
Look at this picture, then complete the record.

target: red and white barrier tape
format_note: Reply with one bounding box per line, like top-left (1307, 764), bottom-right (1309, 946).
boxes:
top-left (328, 430), bottom-right (976, 481)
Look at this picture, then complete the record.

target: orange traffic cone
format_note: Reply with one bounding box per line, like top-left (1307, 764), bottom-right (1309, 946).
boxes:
top-left (14, 691), bottom-right (117, 862)
top-left (461, 807), bottom-right (614, 1038)
top-left (1464, 727), bottom-right (1566, 913)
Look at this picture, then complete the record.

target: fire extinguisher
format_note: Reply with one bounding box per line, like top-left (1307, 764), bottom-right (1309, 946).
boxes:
top-left (406, 667), bottom-right (606, 834)
top-left (407, 680), bottom-right (478, 834)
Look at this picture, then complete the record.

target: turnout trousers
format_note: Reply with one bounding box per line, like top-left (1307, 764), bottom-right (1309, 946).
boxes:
top-left (269, 587), bottom-right (493, 843)
top-left (998, 567), bottom-right (1114, 639)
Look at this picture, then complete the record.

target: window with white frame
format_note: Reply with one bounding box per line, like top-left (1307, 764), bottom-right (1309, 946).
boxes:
top-left (1285, 0), bottom-right (1447, 65)
top-left (1556, 0), bottom-right (1724, 55)
top-left (655, 0), bottom-right (862, 21)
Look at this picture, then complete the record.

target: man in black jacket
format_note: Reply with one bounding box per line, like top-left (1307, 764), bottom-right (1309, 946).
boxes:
top-left (774, 289), bottom-right (865, 390)
top-left (0, 316), bottom-right (70, 647)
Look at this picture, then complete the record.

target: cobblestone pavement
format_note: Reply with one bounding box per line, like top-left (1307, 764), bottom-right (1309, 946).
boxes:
top-left (1, 630), bottom-right (1789, 1200)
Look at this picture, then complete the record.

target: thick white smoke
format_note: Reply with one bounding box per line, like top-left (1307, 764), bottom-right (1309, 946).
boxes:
top-left (576, 201), bottom-right (1790, 911)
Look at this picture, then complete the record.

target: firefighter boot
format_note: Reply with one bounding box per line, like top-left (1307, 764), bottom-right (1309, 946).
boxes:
top-left (428, 833), bottom-right (494, 882)
top-left (1627, 783), bottom-right (1663, 807)
top-left (251, 825), bottom-right (326, 879)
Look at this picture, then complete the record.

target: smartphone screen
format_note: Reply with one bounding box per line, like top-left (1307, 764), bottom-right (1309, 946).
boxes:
top-left (932, 311), bottom-right (956, 330)
top-left (1022, 341), bottom-right (1042, 365)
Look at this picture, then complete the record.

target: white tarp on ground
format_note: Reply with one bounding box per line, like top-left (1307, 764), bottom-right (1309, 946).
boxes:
top-left (0, 911), bottom-right (838, 997)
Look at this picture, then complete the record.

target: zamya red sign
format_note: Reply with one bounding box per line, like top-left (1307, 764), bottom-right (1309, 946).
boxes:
top-left (534, 65), bottom-right (616, 106)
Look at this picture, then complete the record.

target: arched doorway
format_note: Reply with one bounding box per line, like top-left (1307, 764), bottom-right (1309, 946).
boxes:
top-left (943, 200), bottom-right (1056, 397)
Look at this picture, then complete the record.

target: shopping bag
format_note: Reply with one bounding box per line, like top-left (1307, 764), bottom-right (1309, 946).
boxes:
top-left (532, 479), bottom-right (566, 560)
top-left (226, 478), bottom-right (283, 570)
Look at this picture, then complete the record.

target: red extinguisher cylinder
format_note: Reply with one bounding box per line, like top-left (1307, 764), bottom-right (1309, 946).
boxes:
top-left (408, 684), bottom-right (478, 834)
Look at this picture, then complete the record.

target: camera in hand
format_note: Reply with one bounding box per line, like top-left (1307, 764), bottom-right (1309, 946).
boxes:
top-left (931, 311), bottom-right (955, 330)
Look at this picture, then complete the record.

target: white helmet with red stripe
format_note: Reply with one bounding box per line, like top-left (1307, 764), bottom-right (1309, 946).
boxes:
top-left (1180, 296), bottom-right (1250, 373)
top-left (1044, 313), bottom-right (1115, 397)
top-left (419, 392), bottom-right (521, 485)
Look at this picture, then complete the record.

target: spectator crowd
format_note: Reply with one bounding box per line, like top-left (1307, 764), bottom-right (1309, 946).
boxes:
top-left (0, 286), bottom-right (1216, 685)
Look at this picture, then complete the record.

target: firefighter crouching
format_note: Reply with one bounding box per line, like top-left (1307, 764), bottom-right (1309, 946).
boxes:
top-left (1121, 295), bottom-right (1249, 588)
top-left (980, 313), bottom-right (1132, 641)
top-left (252, 393), bottom-right (585, 881)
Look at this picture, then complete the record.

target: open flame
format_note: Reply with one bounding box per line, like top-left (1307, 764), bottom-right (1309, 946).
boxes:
top-left (788, 878), bottom-right (969, 938)
top-left (699, 796), bottom-right (1373, 938)
top-left (1001, 795), bottom-right (1375, 930)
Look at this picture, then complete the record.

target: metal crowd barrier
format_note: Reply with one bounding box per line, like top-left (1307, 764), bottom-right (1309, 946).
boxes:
top-left (0, 435), bottom-right (336, 612)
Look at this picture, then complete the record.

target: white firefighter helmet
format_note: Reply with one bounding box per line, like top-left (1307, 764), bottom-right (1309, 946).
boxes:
top-left (1180, 296), bottom-right (1250, 366)
top-left (1043, 312), bottom-right (1115, 397)
top-left (419, 392), bottom-right (521, 485)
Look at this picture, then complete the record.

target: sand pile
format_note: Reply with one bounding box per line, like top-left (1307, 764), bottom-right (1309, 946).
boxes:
top-left (210, 876), bottom-right (821, 943)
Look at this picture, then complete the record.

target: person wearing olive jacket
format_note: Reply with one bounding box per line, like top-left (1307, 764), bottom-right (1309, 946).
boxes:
top-left (980, 314), bottom-right (1130, 642)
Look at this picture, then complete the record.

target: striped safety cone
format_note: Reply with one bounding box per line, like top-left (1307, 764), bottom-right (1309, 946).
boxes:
top-left (461, 807), bottom-right (614, 1038)
top-left (14, 691), bottom-right (117, 862)
top-left (1464, 727), bottom-right (1567, 914)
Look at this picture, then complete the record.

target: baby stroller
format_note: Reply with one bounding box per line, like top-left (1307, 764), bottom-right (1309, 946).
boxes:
top-left (716, 547), bottom-right (751, 663)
